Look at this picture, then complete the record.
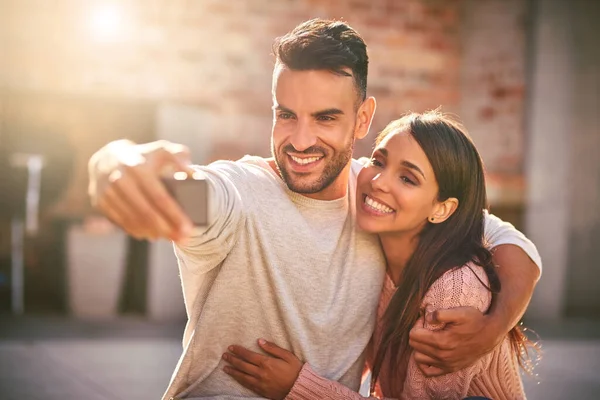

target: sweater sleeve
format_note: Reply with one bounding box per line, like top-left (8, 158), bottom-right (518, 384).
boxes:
top-left (286, 363), bottom-right (392, 400)
top-left (401, 265), bottom-right (493, 400)
top-left (173, 161), bottom-right (246, 275)
top-left (483, 210), bottom-right (542, 276)
top-left (286, 338), bottom-right (393, 400)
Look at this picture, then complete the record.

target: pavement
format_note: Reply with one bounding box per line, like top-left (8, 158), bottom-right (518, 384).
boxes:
top-left (0, 316), bottom-right (184, 400)
top-left (1, 315), bottom-right (599, 399)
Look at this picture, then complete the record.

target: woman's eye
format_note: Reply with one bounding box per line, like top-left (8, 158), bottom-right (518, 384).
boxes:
top-left (401, 176), bottom-right (416, 185)
top-left (370, 158), bottom-right (383, 167)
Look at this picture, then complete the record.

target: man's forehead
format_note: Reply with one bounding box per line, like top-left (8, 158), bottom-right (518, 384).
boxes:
top-left (272, 66), bottom-right (357, 108)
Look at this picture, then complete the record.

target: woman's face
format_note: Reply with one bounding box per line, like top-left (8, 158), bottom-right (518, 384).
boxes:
top-left (356, 130), bottom-right (441, 235)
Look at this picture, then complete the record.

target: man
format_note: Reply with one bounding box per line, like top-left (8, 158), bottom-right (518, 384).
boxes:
top-left (89, 19), bottom-right (541, 399)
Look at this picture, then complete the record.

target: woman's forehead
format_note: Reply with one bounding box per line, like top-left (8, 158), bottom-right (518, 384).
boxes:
top-left (375, 131), bottom-right (433, 172)
top-left (376, 130), bottom-right (416, 151)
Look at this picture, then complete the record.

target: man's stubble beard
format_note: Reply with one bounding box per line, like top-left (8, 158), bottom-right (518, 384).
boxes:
top-left (271, 134), bottom-right (355, 195)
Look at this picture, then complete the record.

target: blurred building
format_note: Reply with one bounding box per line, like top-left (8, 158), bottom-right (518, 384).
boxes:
top-left (0, 0), bottom-right (597, 321)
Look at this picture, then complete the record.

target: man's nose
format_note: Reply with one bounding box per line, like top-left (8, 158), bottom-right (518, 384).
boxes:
top-left (289, 120), bottom-right (317, 152)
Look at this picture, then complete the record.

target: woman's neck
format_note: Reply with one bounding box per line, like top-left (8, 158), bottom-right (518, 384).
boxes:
top-left (379, 232), bottom-right (419, 285)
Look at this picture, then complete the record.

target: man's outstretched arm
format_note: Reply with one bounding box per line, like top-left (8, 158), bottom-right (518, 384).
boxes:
top-left (88, 139), bottom-right (194, 242)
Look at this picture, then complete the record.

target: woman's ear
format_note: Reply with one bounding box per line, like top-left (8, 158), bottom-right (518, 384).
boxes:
top-left (428, 198), bottom-right (459, 224)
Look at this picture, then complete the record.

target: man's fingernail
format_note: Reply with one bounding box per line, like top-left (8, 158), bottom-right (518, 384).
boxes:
top-left (228, 346), bottom-right (234, 352)
top-left (258, 339), bottom-right (266, 345)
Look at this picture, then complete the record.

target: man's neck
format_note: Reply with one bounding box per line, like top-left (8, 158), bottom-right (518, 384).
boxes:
top-left (266, 158), bottom-right (351, 201)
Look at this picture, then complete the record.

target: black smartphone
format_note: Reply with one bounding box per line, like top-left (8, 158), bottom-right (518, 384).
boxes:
top-left (162, 174), bottom-right (209, 226)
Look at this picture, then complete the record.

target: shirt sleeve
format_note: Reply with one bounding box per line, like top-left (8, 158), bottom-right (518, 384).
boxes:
top-left (401, 265), bottom-right (494, 400)
top-left (173, 161), bottom-right (246, 275)
top-left (483, 210), bottom-right (542, 276)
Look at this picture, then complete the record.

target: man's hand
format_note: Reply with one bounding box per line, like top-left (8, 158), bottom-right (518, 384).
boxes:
top-left (409, 306), bottom-right (501, 377)
top-left (223, 339), bottom-right (303, 400)
top-left (410, 244), bottom-right (540, 377)
top-left (88, 140), bottom-right (194, 242)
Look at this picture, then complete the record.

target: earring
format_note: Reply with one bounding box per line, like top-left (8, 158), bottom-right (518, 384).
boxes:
top-left (430, 217), bottom-right (435, 222)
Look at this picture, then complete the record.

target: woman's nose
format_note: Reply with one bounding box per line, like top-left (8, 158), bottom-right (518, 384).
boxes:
top-left (371, 172), bottom-right (390, 192)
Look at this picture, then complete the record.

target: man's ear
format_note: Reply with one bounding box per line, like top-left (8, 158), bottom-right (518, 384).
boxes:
top-left (354, 96), bottom-right (376, 140)
top-left (429, 198), bottom-right (459, 224)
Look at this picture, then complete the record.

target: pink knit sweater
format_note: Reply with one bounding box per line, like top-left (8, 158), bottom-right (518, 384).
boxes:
top-left (286, 264), bottom-right (527, 400)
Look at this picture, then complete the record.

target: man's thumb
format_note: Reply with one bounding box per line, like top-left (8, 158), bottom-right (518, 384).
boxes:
top-left (427, 307), bottom-right (473, 325)
top-left (425, 309), bottom-right (441, 324)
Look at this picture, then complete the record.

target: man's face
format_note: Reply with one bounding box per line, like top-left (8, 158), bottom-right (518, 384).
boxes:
top-left (271, 65), bottom-right (360, 200)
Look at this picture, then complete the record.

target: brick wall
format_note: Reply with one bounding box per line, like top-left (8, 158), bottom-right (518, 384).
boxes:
top-left (1, 0), bottom-right (527, 216)
top-left (460, 0), bottom-right (529, 209)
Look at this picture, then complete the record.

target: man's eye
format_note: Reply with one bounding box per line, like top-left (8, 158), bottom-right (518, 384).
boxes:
top-left (278, 113), bottom-right (294, 120)
top-left (317, 115), bottom-right (334, 122)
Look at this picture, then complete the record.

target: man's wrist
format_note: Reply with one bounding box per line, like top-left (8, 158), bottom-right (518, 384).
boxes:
top-left (481, 313), bottom-right (508, 351)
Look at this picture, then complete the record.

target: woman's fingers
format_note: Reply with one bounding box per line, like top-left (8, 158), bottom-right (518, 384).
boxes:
top-left (222, 352), bottom-right (261, 377)
top-left (257, 339), bottom-right (294, 361)
top-left (227, 345), bottom-right (269, 367)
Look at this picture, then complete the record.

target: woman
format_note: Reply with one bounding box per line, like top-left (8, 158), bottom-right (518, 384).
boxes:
top-left (221, 110), bottom-right (537, 399)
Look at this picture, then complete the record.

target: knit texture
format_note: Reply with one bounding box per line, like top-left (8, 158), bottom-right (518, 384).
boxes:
top-left (287, 264), bottom-right (527, 400)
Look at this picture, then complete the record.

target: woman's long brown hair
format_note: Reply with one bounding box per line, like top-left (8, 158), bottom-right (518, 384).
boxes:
top-left (370, 111), bottom-right (537, 395)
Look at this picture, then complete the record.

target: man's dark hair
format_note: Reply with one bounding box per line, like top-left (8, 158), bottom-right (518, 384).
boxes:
top-left (272, 18), bottom-right (368, 102)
